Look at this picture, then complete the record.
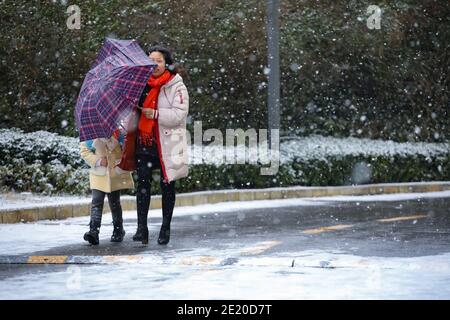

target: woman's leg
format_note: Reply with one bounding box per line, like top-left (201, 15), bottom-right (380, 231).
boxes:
top-left (108, 190), bottom-right (125, 242)
top-left (84, 189), bottom-right (105, 245)
top-left (158, 178), bottom-right (176, 245)
top-left (134, 153), bottom-right (152, 244)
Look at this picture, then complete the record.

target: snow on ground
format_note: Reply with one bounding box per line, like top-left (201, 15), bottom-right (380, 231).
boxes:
top-left (1, 191), bottom-right (450, 299)
top-left (0, 197), bottom-right (330, 256)
top-left (302, 190), bottom-right (450, 202)
top-left (2, 186), bottom-right (450, 211)
top-left (0, 192), bottom-right (91, 210)
top-left (1, 247), bottom-right (449, 299)
top-left (1, 190), bottom-right (449, 256)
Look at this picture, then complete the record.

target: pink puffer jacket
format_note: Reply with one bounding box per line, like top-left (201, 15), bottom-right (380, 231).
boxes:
top-left (153, 73), bottom-right (189, 182)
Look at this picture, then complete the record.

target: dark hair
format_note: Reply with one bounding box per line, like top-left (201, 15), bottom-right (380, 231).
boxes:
top-left (148, 45), bottom-right (188, 79)
top-left (148, 45), bottom-right (175, 74)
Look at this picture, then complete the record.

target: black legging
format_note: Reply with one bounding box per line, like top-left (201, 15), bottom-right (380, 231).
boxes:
top-left (135, 140), bottom-right (175, 229)
top-left (90, 189), bottom-right (122, 230)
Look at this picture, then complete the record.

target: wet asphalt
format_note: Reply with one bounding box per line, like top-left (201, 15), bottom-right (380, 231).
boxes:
top-left (0, 195), bottom-right (449, 281)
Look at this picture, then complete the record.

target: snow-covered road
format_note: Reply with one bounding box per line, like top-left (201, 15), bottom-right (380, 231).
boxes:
top-left (1, 191), bottom-right (450, 299)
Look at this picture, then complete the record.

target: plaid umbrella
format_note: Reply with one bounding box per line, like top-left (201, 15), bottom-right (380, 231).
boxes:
top-left (74, 38), bottom-right (157, 141)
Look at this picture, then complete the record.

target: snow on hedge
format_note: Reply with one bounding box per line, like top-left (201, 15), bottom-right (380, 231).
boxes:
top-left (1, 128), bottom-right (449, 167)
top-left (278, 135), bottom-right (450, 163)
top-left (190, 134), bottom-right (449, 165)
top-left (1, 128), bottom-right (84, 167)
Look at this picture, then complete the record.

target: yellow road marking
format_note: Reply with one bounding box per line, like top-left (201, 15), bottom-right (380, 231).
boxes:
top-left (302, 224), bottom-right (354, 235)
top-left (240, 241), bottom-right (281, 255)
top-left (103, 255), bottom-right (143, 263)
top-left (27, 256), bottom-right (68, 264)
top-left (377, 214), bottom-right (428, 223)
top-left (180, 256), bottom-right (218, 265)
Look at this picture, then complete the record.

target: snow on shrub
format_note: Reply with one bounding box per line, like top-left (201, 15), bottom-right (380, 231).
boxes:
top-left (0, 128), bottom-right (448, 195)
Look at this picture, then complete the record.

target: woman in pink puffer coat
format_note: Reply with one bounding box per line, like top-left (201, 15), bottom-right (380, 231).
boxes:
top-left (133, 46), bottom-right (189, 245)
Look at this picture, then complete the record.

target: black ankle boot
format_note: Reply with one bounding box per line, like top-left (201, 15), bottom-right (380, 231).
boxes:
top-left (84, 221), bottom-right (100, 245)
top-left (133, 226), bottom-right (149, 244)
top-left (111, 225), bottom-right (125, 242)
top-left (84, 229), bottom-right (99, 245)
top-left (157, 226), bottom-right (170, 245)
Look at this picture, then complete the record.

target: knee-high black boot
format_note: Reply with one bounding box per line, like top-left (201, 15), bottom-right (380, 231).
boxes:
top-left (133, 211), bottom-right (149, 244)
top-left (109, 191), bottom-right (125, 242)
top-left (84, 190), bottom-right (104, 245)
top-left (134, 155), bottom-right (151, 244)
top-left (158, 180), bottom-right (176, 245)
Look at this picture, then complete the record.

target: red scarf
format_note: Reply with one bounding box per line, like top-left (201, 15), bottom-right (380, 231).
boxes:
top-left (138, 70), bottom-right (174, 146)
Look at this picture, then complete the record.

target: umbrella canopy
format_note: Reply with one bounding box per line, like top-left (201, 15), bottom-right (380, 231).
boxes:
top-left (75, 38), bottom-right (157, 141)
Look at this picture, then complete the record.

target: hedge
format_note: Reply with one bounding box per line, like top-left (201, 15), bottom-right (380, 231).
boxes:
top-left (1, 128), bottom-right (448, 195)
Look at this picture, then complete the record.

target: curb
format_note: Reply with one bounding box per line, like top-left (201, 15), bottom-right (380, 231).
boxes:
top-left (0, 255), bottom-right (144, 265)
top-left (1, 181), bottom-right (449, 224)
